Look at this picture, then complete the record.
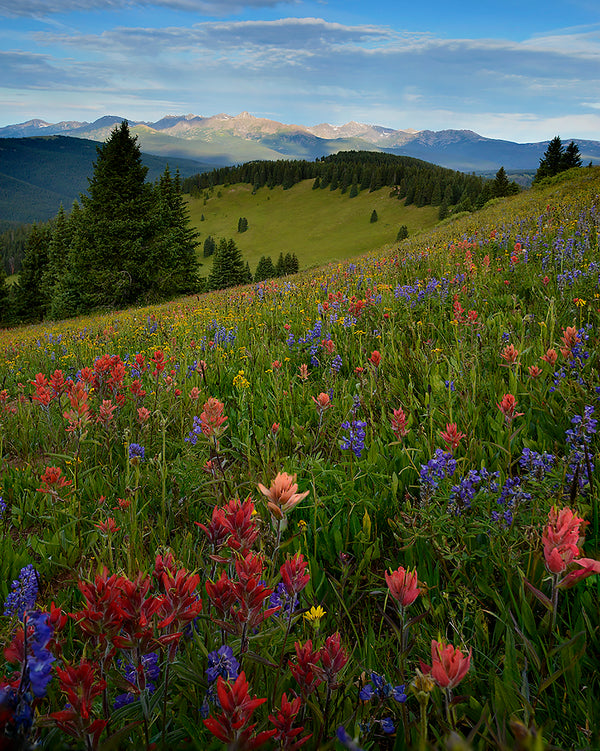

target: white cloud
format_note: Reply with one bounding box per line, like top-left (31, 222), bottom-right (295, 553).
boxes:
top-left (2, 17), bottom-right (600, 140)
top-left (0, 0), bottom-right (292, 18)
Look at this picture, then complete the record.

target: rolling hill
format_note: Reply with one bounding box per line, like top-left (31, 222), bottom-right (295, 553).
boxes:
top-left (188, 179), bottom-right (440, 276)
top-left (0, 136), bottom-right (215, 224)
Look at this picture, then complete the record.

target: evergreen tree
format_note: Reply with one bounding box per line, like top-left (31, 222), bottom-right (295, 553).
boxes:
top-left (370, 209), bottom-right (378, 223)
top-left (0, 264), bottom-right (10, 327)
top-left (149, 166), bottom-right (200, 299)
top-left (13, 223), bottom-right (52, 322)
top-left (430, 181), bottom-right (442, 206)
top-left (312, 177), bottom-right (321, 190)
top-left (41, 205), bottom-right (71, 307)
top-left (203, 236), bottom-right (216, 257)
top-left (281, 253), bottom-right (299, 275)
top-left (561, 141), bottom-right (582, 170)
top-left (339, 168), bottom-right (351, 194)
top-left (275, 252), bottom-right (285, 277)
top-left (60, 120), bottom-right (155, 312)
top-left (396, 225), bottom-right (409, 241)
top-left (244, 261), bottom-right (253, 284)
top-left (534, 136), bottom-right (564, 182)
top-left (492, 167), bottom-right (511, 197)
top-left (349, 183), bottom-right (359, 198)
top-left (254, 255), bottom-right (276, 282)
top-left (207, 238), bottom-right (246, 290)
top-left (237, 216), bottom-right (249, 233)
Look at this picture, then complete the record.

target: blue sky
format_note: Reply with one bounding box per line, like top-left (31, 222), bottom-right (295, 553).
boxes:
top-left (1, 0), bottom-right (599, 141)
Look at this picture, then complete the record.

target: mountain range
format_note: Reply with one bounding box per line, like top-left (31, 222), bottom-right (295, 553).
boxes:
top-left (3, 112), bottom-right (600, 173)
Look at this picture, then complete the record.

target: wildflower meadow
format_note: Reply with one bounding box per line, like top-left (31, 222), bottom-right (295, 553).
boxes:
top-left (1, 167), bottom-right (600, 750)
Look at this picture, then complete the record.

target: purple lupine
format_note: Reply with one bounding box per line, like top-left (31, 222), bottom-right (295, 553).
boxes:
top-left (3, 565), bottom-right (39, 620)
top-left (341, 420), bottom-right (367, 459)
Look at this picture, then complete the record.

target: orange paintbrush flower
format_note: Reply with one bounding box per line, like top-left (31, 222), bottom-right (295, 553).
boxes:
top-left (542, 506), bottom-right (587, 574)
top-left (257, 472), bottom-right (309, 520)
top-left (497, 393), bottom-right (523, 423)
top-left (500, 343), bottom-right (519, 365)
top-left (312, 392), bottom-right (331, 412)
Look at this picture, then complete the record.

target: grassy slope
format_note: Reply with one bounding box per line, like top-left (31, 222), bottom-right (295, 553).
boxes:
top-left (187, 179), bottom-right (439, 273)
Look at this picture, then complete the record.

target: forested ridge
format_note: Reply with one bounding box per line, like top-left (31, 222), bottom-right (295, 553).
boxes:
top-left (182, 150), bottom-right (506, 213)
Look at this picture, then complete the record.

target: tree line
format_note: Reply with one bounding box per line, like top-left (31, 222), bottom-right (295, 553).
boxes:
top-left (182, 151), bottom-right (496, 215)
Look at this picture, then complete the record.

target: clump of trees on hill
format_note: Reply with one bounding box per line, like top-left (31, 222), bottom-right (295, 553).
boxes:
top-left (533, 136), bottom-right (582, 183)
top-left (208, 245), bottom-right (300, 290)
top-left (182, 151), bottom-right (494, 216)
top-left (0, 122), bottom-right (200, 326)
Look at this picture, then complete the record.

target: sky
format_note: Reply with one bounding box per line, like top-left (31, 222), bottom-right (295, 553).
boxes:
top-left (1, 0), bottom-right (599, 142)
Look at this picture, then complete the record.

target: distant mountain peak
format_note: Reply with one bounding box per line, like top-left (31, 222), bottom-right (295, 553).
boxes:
top-left (1, 111), bottom-right (599, 173)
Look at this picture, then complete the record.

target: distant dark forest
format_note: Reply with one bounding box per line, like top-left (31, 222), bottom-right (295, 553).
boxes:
top-left (181, 151), bottom-right (498, 214)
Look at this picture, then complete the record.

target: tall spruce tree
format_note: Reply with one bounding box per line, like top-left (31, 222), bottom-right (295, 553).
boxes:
top-left (60, 121), bottom-right (154, 313)
top-left (149, 166), bottom-right (199, 299)
top-left (41, 205), bottom-right (70, 306)
top-left (13, 223), bottom-right (53, 322)
top-left (534, 136), bottom-right (564, 182)
top-left (561, 141), bottom-right (582, 170)
top-left (254, 255), bottom-right (276, 282)
top-left (207, 238), bottom-right (246, 290)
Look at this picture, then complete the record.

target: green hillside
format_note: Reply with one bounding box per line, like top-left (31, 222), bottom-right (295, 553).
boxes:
top-left (0, 136), bottom-right (213, 224)
top-left (188, 179), bottom-right (439, 274)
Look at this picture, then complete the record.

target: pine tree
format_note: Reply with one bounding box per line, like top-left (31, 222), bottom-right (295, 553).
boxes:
top-left (561, 141), bottom-right (582, 170)
top-left (60, 120), bottom-right (155, 312)
top-left (237, 217), bottom-right (249, 233)
top-left (275, 252), bottom-right (285, 277)
top-left (254, 255), bottom-right (276, 282)
top-left (41, 205), bottom-right (70, 305)
top-left (349, 183), bottom-right (358, 198)
top-left (207, 238), bottom-right (246, 290)
top-left (396, 225), bottom-right (409, 241)
top-left (370, 209), bottom-right (378, 223)
top-left (149, 166), bottom-right (200, 298)
top-left (14, 223), bottom-right (52, 322)
top-left (492, 167), bottom-right (511, 197)
top-left (203, 236), bottom-right (216, 257)
top-left (534, 136), bottom-right (564, 182)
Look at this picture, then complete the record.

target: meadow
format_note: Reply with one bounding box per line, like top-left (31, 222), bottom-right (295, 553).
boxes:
top-left (0, 166), bottom-right (599, 750)
top-left (187, 180), bottom-right (439, 272)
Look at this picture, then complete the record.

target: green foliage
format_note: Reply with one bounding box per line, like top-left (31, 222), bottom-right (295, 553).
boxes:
top-left (492, 166), bottom-right (521, 198)
top-left (534, 136), bottom-right (583, 183)
top-left (12, 123), bottom-right (200, 320)
top-left (203, 235), bottom-right (216, 257)
top-left (274, 251), bottom-right (299, 277)
top-left (396, 224), bottom-right (409, 241)
top-left (254, 254), bottom-right (276, 281)
top-left (182, 150), bottom-right (492, 212)
top-left (12, 223), bottom-right (53, 322)
top-left (207, 237), bottom-right (247, 290)
top-left (370, 209), bottom-right (378, 223)
top-left (237, 216), bottom-right (249, 233)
